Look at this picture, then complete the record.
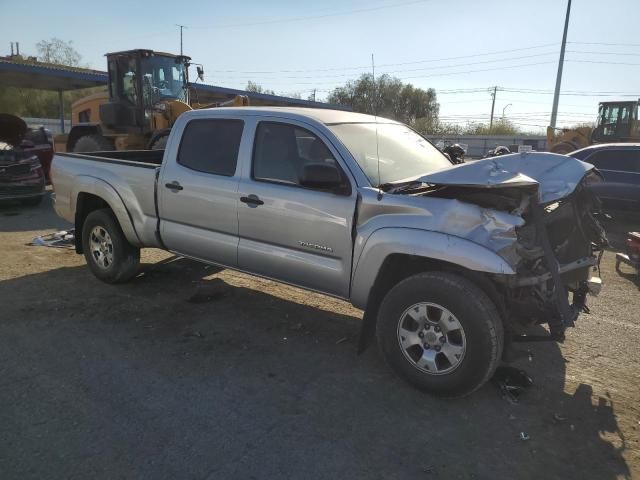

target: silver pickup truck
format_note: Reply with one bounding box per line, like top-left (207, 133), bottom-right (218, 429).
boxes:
top-left (52, 107), bottom-right (607, 396)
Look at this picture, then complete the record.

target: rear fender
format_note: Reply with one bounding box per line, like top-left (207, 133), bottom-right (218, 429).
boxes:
top-left (73, 177), bottom-right (140, 247)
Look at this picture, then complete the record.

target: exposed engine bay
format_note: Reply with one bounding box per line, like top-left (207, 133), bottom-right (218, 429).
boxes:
top-left (382, 152), bottom-right (608, 341)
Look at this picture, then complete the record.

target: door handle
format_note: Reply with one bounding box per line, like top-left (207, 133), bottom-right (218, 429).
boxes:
top-left (165, 181), bottom-right (183, 191)
top-left (240, 194), bottom-right (264, 206)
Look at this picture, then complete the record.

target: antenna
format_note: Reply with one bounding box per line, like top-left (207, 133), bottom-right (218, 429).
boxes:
top-left (372, 53), bottom-right (382, 200)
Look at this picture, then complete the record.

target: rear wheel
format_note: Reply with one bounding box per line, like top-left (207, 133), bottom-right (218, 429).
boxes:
top-left (150, 134), bottom-right (168, 150)
top-left (550, 142), bottom-right (576, 155)
top-left (73, 134), bottom-right (115, 153)
top-left (376, 272), bottom-right (503, 397)
top-left (81, 209), bottom-right (140, 283)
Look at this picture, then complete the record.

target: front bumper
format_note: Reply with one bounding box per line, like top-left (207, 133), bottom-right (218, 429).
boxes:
top-left (498, 183), bottom-right (607, 341)
top-left (0, 182), bottom-right (46, 201)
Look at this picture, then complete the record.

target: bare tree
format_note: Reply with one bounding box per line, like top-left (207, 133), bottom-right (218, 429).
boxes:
top-left (36, 38), bottom-right (83, 67)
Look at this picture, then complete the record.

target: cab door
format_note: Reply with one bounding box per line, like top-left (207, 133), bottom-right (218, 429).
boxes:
top-left (158, 117), bottom-right (246, 266)
top-left (237, 120), bottom-right (357, 298)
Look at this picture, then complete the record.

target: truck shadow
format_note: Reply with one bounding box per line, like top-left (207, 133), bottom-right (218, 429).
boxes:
top-left (0, 257), bottom-right (631, 480)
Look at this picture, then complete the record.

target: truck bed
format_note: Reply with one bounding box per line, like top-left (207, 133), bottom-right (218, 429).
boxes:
top-left (51, 149), bottom-right (163, 248)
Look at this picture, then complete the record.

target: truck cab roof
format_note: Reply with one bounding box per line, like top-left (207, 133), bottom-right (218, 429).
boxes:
top-left (182, 106), bottom-right (400, 126)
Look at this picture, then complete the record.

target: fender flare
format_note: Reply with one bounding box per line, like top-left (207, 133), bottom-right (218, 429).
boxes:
top-left (74, 176), bottom-right (141, 247)
top-left (351, 227), bottom-right (515, 353)
top-left (350, 227), bottom-right (515, 310)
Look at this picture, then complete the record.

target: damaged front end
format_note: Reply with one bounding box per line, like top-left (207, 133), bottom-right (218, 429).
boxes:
top-left (410, 152), bottom-right (608, 341)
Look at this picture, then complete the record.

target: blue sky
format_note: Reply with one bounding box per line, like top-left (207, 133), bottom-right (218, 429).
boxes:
top-left (1, 0), bottom-right (638, 132)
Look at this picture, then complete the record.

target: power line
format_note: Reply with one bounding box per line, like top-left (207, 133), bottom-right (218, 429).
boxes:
top-left (207, 61), bottom-right (558, 87)
top-left (205, 51), bottom-right (559, 81)
top-left (207, 43), bottom-right (559, 75)
top-left (568, 59), bottom-right (640, 67)
top-left (567, 50), bottom-right (640, 57)
top-left (187, 0), bottom-right (432, 30)
top-left (568, 41), bottom-right (640, 47)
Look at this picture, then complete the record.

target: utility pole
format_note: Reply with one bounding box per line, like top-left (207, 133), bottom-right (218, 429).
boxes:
top-left (489, 86), bottom-right (498, 133)
top-left (312, 88), bottom-right (316, 102)
top-left (550, 0), bottom-right (572, 129)
top-left (176, 24), bottom-right (186, 55)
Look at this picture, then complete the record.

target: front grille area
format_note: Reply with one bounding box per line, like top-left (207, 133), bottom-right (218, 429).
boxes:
top-left (0, 163), bottom-right (31, 176)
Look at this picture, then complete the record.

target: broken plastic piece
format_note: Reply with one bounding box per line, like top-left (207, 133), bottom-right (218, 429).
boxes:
top-left (29, 228), bottom-right (75, 248)
top-left (520, 432), bottom-right (530, 441)
top-left (491, 366), bottom-right (534, 404)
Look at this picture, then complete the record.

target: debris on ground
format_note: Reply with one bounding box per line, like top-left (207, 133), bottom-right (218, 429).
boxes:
top-left (184, 330), bottom-right (205, 339)
top-left (553, 413), bottom-right (568, 424)
top-left (491, 366), bottom-right (534, 404)
top-left (520, 432), bottom-right (531, 441)
top-left (29, 229), bottom-right (75, 248)
top-left (336, 336), bottom-right (349, 345)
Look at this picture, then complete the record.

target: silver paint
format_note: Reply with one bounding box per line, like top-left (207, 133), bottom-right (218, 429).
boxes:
top-left (51, 107), bottom-right (595, 310)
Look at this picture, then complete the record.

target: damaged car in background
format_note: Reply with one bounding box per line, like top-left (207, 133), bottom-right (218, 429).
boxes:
top-left (51, 108), bottom-right (607, 397)
top-left (0, 114), bottom-right (47, 205)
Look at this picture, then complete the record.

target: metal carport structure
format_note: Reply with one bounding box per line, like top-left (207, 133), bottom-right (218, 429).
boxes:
top-left (0, 57), bottom-right (349, 134)
top-left (0, 57), bottom-right (108, 133)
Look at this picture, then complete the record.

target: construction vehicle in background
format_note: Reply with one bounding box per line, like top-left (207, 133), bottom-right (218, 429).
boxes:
top-left (547, 99), bottom-right (640, 154)
top-left (55, 49), bottom-right (249, 153)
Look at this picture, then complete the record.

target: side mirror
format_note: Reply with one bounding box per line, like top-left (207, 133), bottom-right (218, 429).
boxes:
top-left (300, 163), bottom-right (345, 191)
top-left (197, 66), bottom-right (204, 81)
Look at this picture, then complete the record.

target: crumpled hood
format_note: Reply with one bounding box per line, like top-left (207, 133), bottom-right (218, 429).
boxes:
top-left (418, 152), bottom-right (594, 203)
top-left (0, 113), bottom-right (27, 147)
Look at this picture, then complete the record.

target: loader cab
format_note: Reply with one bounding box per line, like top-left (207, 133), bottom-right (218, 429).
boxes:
top-left (101, 49), bottom-right (190, 134)
top-left (592, 100), bottom-right (640, 143)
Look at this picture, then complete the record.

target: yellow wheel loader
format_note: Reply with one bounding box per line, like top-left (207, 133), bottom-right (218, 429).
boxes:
top-left (547, 100), bottom-right (640, 154)
top-left (55, 49), bottom-right (248, 153)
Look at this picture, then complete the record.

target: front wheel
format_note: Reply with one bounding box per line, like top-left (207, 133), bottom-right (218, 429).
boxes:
top-left (376, 272), bottom-right (503, 397)
top-left (81, 209), bottom-right (140, 283)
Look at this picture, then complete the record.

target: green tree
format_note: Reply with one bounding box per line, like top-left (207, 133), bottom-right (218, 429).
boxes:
top-left (463, 119), bottom-right (521, 135)
top-left (245, 81), bottom-right (276, 95)
top-left (327, 74), bottom-right (439, 126)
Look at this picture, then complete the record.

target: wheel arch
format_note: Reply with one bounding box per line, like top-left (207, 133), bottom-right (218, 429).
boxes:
top-left (352, 228), bottom-right (512, 353)
top-left (74, 184), bottom-right (140, 253)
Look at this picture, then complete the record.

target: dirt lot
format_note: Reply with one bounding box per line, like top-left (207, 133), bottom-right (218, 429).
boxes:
top-left (1, 193), bottom-right (639, 480)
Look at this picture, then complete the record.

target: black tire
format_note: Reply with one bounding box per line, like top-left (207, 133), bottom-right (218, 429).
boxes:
top-left (376, 272), bottom-right (503, 397)
top-left (21, 196), bottom-right (43, 206)
top-left (73, 134), bottom-right (115, 153)
top-left (550, 142), bottom-right (576, 155)
top-left (81, 209), bottom-right (140, 283)
top-left (150, 135), bottom-right (168, 150)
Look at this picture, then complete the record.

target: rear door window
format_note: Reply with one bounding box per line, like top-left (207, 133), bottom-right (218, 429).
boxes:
top-left (177, 119), bottom-right (244, 176)
top-left (588, 150), bottom-right (640, 172)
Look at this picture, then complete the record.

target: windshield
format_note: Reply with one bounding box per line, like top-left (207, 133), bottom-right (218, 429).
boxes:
top-left (329, 123), bottom-right (452, 186)
top-left (141, 56), bottom-right (187, 104)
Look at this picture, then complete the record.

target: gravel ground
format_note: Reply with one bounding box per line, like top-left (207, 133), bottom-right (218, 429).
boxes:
top-left (0, 193), bottom-right (638, 480)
